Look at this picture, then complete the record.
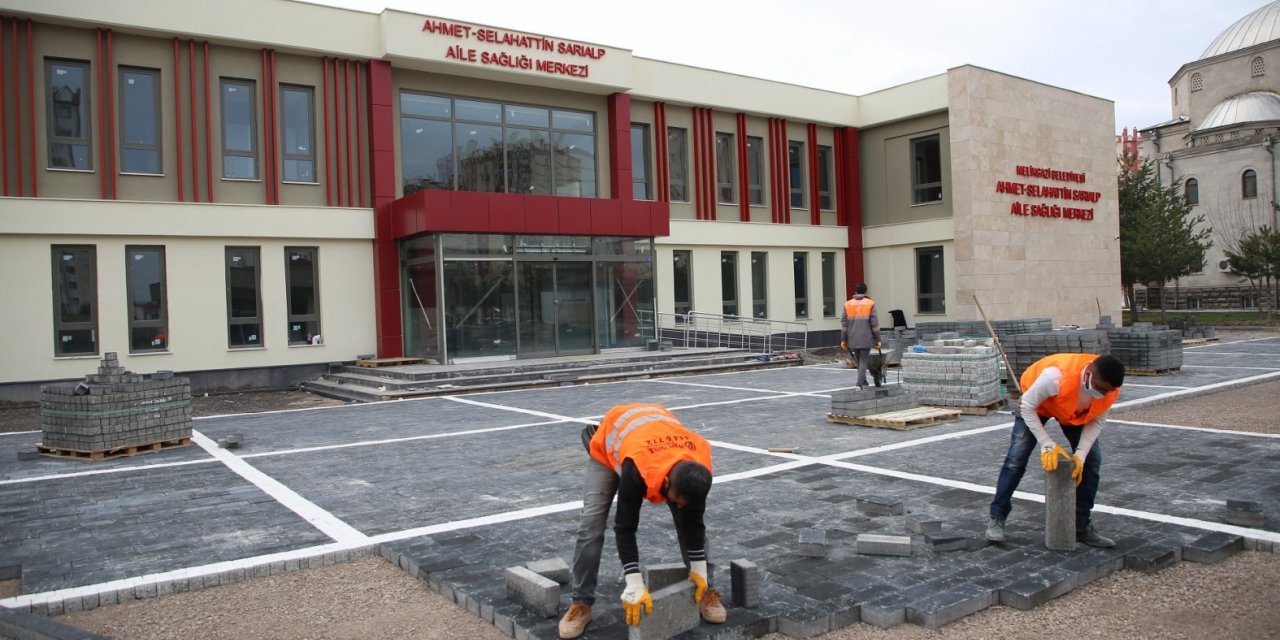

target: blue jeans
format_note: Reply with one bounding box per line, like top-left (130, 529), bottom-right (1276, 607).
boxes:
top-left (989, 411), bottom-right (1102, 533)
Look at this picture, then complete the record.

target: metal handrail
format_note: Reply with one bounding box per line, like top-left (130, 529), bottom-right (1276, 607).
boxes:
top-left (637, 310), bottom-right (808, 354)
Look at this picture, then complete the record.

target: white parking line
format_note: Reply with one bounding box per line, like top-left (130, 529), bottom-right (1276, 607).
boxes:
top-left (1109, 419), bottom-right (1280, 438)
top-left (652, 378), bottom-right (832, 398)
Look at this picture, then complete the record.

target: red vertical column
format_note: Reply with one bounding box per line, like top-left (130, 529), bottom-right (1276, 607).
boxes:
top-left (653, 102), bottom-right (668, 203)
top-left (0, 19), bottom-right (7, 197)
top-left (203, 41), bottom-right (214, 203)
top-left (837, 126), bottom-right (863, 295)
top-left (606, 92), bottom-right (631, 200)
top-left (173, 39), bottom-right (184, 202)
top-left (367, 60), bottom-right (401, 358)
top-left (807, 123), bottom-right (819, 225)
top-left (736, 113), bottom-right (748, 222)
top-left (702, 108), bottom-right (716, 221)
top-left (322, 58), bottom-right (332, 206)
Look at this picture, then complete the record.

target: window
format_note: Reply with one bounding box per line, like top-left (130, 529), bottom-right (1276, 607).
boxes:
top-left (1252, 56), bottom-right (1265, 78)
top-left (668, 127), bottom-right (689, 201)
top-left (912, 135), bottom-right (942, 204)
top-left (721, 251), bottom-right (738, 316)
top-left (817, 145), bottom-right (834, 210)
top-left (221, 79), bottom-right (258, 179)
top-left (285, 247), bottom-right (321, 345)
top-left (916, 246), bottom-right (945, 314)
top-left (751, 251), bottom-right (768, 318)
top-left (1242, 293), bottom-right (1258, 309)
top-left (631, 123), bottom-right (651, 200)
top-left (280, 85), bottom-right (316, 182)
top-left (46, 59), bottom-right (93, 170)
top-left (673, 249), bottom-right (692, 317)
top-left (1243, 169), bottom-right (1258, 199)
top-left (119, 67), bottom-right (161, 174)
top-left (793, 252), bottom-right (808, 318)
top-left (1185, 178), bottom-right (1199, 206)
top-left (126, 246), bottom-right (167, 352)
top-left (746, 135), bottom-right (764, 205)
top-left (715, 132), bottom-right (736, 203)
top-left (399, 92), bottom-right (595, 197)
top-left (789, 140), bottom-right (806, 208)
top-left (51, 245), bottom-right (98, 356)
top-left (225, 247), bottom-right (263, 348)
top-left (1190, 72), bottom-right (1203, 92)
top-left (821, 252), bottom-right (836, 317)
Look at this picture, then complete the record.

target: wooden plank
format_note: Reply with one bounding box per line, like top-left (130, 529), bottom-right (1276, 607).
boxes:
top-left (354, 357), bottom-right (426, 368)
top-left (37, 437), bottom-right (192, 462)
top-left (826, 407), bottom-right (961, 431)
top-left (924, 399), bottom-right (1005, 416)
top-left (1181, 338), bottom-right (1208, 346)
top-left (1126, 367), bottom-right (1181, 377)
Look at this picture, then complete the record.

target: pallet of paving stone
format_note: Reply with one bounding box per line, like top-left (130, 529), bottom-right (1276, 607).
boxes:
top-left (924, 399), bottom-right (1005, 416)
top-left (826, 407), bottom-right (961, 430)
top-left (1181, 338), bottom-right (1209, 346)
top-left (354, 357), bottom-right (427, 368)
top-left (1125, 367), bottom-right (1182, 377)
top-left (36, 437), bottom-right (192, 461)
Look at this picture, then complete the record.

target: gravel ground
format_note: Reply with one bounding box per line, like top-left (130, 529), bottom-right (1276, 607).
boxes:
top-left (27, 333), bottom-right (1280, 638)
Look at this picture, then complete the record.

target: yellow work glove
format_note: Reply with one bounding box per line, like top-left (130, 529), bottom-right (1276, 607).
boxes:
top-left (840, 341), bottom-right (848, 350)
top-left (1070, 454), bottom-right (1084, 486)
top-left (874, 341), bottom-right (881, 350)
top-left (1039, 443), bottom-right (1072, 472)
top-left (689, 560), bottom-right (709, 603)
top-left (621, 573), bottom-right (652, 626)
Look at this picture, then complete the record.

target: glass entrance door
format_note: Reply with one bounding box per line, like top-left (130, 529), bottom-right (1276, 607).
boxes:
top-left (518, 261), bottom-right (594, 356)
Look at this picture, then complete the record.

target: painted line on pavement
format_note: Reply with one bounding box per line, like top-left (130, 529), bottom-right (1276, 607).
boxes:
top-left (1109, 418), bottom-right (1280, 438)
top-left (240, 419), bottom-right (570, 459)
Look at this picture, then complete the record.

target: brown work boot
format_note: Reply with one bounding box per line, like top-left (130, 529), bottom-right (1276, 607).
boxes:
top-left (558, 602), bottom-right (592, 639)
top-left (699, 588), bottom-right (727, 623)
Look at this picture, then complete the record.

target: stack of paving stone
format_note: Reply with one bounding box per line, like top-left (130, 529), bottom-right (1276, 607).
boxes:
top-left (880, 327), bottom-right (916, 367)
top-left (39, 352), bottom-right (192, 454)
top-left (1103, 323), bottom-right (1183, 372)
top-left (829, 386), bottom-right (917, 417)
top-left (916, 317), bottom-right (1052, 343)
top-left (1003, 329), bottom-right (1110, 382)
top-left (900, 339), bottom-right (1002, 408)
top-left (1166, 316), bottom-right (1217, 339)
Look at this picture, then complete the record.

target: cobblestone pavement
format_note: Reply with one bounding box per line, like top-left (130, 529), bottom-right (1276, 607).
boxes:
top-left (2, 336), bottom-right (1278, 639)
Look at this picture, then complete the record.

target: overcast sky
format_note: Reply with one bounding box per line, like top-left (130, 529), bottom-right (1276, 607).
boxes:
top-left (304, 0), bottom-right (1266, 133)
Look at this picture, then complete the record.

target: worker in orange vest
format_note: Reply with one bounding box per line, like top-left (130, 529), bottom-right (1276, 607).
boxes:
top-left (558, 403), bottom-right (725, 639)
top-left (840, 282), bottom-right (882, 388)
top-left (986, 353), bottom-right (1125, 547)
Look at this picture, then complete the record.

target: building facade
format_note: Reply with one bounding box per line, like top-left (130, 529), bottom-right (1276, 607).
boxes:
top-left (1137, 0), bottom-right (1280, 311)
top-left (0, 0), bottom-right (1121, 401)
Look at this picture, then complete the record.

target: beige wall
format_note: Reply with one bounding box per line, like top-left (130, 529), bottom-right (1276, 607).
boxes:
top-left (861, 218), bottom-right (955, 327)
top-left (860, 111), bottom-right (953, 228)
top-left (1174, 47), bottom-right (1280, 127)
top-left (947, 65), bottom-right (1121, 328)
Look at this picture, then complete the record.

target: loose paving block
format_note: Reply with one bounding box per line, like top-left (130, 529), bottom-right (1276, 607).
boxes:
top-left (504, 566), bottom-right (560, 618)
top-left (525, 557), bottom-right (571, 585)
top-left (644, 562), bottom-right (688, 591)
top-left (926, 532), bottom-right (969, 552)
top-left (730, 559), bottom-right (761, 608)
top-left (799, 528), bottom-right (828, 557)
top-left (1224, 510), bottom-right (1266, 527)
top-left (1226, 499), bottom-right (1263, 512)
top-left (998, 566), bottom-right (1074, 610)
top-left (1044, 462), bottom-right (1076, 551)
top-left (857, 496), bottom-right (905, 516)
top-left (906, 583), bottom-right (994, 628)
top-left (779, 607), bottom-right (832, 639)
top-left (1125, 544), bottom-right (1180, 573)
top-left (1182, 531), bottom-right (1245, 564)
top-left (856, 534), bottom-right (912, 557)
top-left (629, 581), bottom-right (699, 640)
top-left (906, 514), bottom-right (942, 534)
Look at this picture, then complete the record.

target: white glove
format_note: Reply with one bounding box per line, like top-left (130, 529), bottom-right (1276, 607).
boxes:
top-left (689, 560), bottom-right (709, 602)
top-left (620, 573), bottom-right (652, 625)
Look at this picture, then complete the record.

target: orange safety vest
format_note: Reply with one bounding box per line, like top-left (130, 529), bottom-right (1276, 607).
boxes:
top-left (1020, 354), bottom-right (1120, 427)
top-left (844, 297), bottom-right (875, 319)
top-left (589, 403), bottom-right (713, 504)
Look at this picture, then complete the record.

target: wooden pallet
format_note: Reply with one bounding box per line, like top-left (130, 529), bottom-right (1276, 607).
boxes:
top-left (924, 399), bottom-right (1006, 416)
top-left (1181, 338), bottom-right (1209, 346)
top-left (354, 357), bottom-right (427, 368)
top-left (1127, 367), bottom-right (1181, 377)
top-left (37, 437), bottom-right (192, 461)
top-left (826, 407), bottom-right (962, 431)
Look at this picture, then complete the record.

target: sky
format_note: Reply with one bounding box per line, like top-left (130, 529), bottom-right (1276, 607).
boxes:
top-left (302, 0), bottom-right (1268, 133)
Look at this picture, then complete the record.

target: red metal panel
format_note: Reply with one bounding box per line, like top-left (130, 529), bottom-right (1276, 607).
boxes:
top-left (606, 92), bottom-right (631, 200)
top-left (447, 190), bottom-right (491, 231)
top-left (780, 118), bottom-right (791, 224)
top-left (332, 58), bottom-right (343, 206)
top-left (366, 58), bottom-right (399, 357)
top-left (343, 59), bottom-right (353, 207)
top-left (11, 20), bottom-right (20, 197)
top-left (590, 198), bottom-right (623, 235)
top-left (356, 61), bottom-right (366, 207)
top-left (25, 19), bottom-right (34, 196)
top-left (833, 127), bottom-right (844, 226)
top-left (653, 102), bottom-right (667, 203)
top-left (840, 126), bottom-right (864, 293)
top-left (690, 107), bottom-right (702, 219)
top-left (375, 283), bottom-right (403, 358)
top-left (321, 58), bottom-right (332, 206)
top-left (488, 193), bottom-right (525, 233)
top-left (173, 39), bottom-right (183, 202)
top-left (370, 147), bottom-right (395, 198)
top-left (650, 200), bottom-right (670, 237)
top-left (0, 19), bottom-right (7, 196)
top-left (557, 196), bottom-right (592, 234)
top-left (767, 118), bottom-right (777, 223)
top-left (706, 108), bottom-right (717, 220)
top-left (736, 112), bottom-right (748, 222)
top-left (620, 200), bottom-right (650, 236)
top-left (808, 123), bottom-right (820, 225)
top-left (190, 40), bottom-right (199, 201)
top-left (97, 30), bottom-right (105, 199)
top-left (107, 30), bottom-right (116, 199)
top-left (524, 195), bottom-right (558, 233)
top-left (203, 41), bottom-right (213, 202)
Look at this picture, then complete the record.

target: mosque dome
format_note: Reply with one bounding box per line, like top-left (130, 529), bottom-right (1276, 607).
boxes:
top-left (1202, 1), bottom-right (1280, 59)
top-left (1194, 91), bottom-right (1280, 131)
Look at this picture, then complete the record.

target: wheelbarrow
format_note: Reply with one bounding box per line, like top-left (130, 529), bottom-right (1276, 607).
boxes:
top-left (844, 344), bottom-right (886, 387)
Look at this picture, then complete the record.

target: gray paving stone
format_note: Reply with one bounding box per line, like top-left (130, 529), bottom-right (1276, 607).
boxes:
top-left (1044, 463), bottom-right (1076, 551)
top-left (1224, 510), bottom-right (1266, 527)
top-left (906, 583), bottom-right (994, 628)
top-left (926, 532), bottom-right (969, 552)
top-left (1182, 531), bottom-right (1245, 564)
top-left (857, 496), bottom-right (905, 516)
top-left (729, 559), bottom-right (760, 608)
top-left (998, 565), bottom-right (1074, 610)
top-left (628, 581), bottom-right (698, 640)
top-left (0, 606), bottom-right (110, 640)
top-left (1124, 543), bottom-right (1181, 574)
top-left (525, 558), bottom-right (571, 585)
top-left (778, 606), bottom-right (832, 638)
top-left (906, 514), bottom-right (942, 534)
top-left (1226, 499), bottom-right (1263, 512)
top-left (798, 528), bottom-right (828, 558)
top-left (856, 534), bottom-right (912, 557)
top-left (644, 562), bottom-right (688, 592)
top-left (504, 566), bottom-right (560, 618)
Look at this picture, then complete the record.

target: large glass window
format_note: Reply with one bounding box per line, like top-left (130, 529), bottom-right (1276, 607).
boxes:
top-left (793, 252), bottom-right (808, 319)
top-left (817, 145), bottom-right (834, 210)
top-left (789, 140), bottom-right (805, 208)
top-left (286, 247), bottom-right (321, 345)
top-left (126, 246), bottom-right (167, 353)
top-left (597, 260), bottom-right (654, 349)
top-left (721, 251), bottom-right (738, 316)
top-left (821, 251), bottom-right (836, 317)
top-left (715, 132), bottom-right (736, 204)
top-left (912, 135), bottom-right (942, 204)
top-left (916, 246), bottom-right (945, 314)
top-left (1185, 178), bottom-right (1199, 206)
top-left (280, 85), bottom-right (316, 182)
top-left (631, 123), bottom-right (651, 200)
top-left (119, 67), bottom-right (161, 174)
top-left (746, 135), bottom-right (764, 205)
top-left (668, 127), bottom-right (689, 202)
top-left (402, 235), bottom-right (441, 362)
top-left (444, 260), bottom-right (516, 358)
top-left (221, 79), bottom-right (258, 179)
top-left (51, 245), bottom-right (97, 356)
top-left (751, 251), bottom-right (768, 318)
top-left (673, 249), bottom-right (692, 317)
top-left (1243, 169), bottom-right (1258, 199)
top-left (46, 59), bottom-right (93, 170)
top-left (398, 92), bottom-right (595, 197)
top-left (225, 247), bottom-right (263, 348)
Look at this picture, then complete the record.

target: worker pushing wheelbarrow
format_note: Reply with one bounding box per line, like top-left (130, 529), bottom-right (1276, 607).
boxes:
top-left (840, 283), bottom-right (884, 388)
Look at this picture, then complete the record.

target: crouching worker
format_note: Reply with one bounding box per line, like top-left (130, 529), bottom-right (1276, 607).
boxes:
top-left (558, 403), bottom-right (725, 639)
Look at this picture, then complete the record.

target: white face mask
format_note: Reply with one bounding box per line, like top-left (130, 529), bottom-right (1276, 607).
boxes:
top-left (1083, 372), bottom-right (1106, 399)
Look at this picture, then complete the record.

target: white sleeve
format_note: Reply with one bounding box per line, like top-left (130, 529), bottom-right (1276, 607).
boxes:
top-left (1019, 367), bottom-right (1062, 450)
top-left (1074, 413), bottom-right (1106, 460)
